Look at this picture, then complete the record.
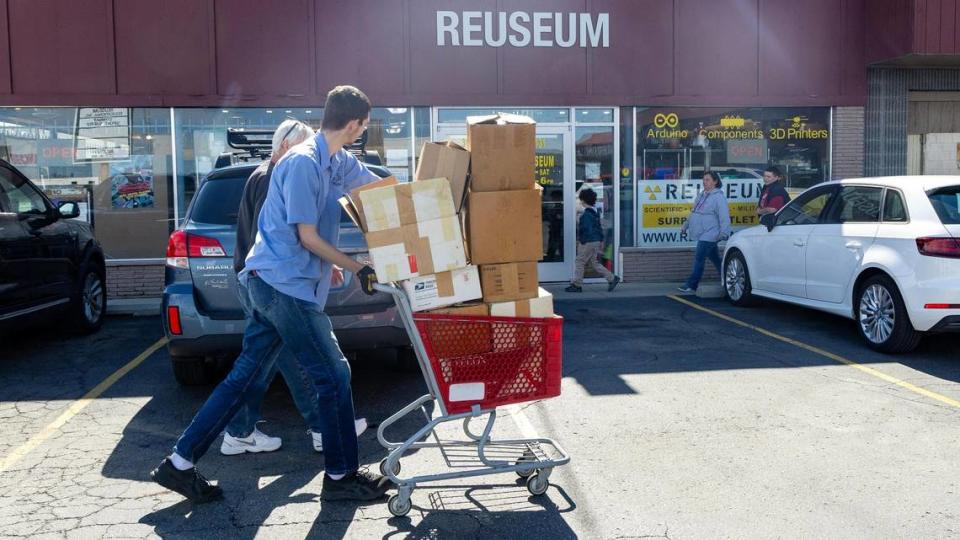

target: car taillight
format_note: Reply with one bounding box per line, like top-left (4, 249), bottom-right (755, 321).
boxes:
top-left (916, 236), bottom-right (960, 258)
top-left (167, 305), bottom-right (183, 335)
top-left (165, 230), bottom-right (227, 268)
top-left (166, 230), bottom-right (188, 268)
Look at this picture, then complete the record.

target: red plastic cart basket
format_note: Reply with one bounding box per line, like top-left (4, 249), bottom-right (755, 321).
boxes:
top-left (412, 313), bottom-right (563, 414)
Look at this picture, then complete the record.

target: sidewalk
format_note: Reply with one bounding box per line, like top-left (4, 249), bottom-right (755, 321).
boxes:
top-left (105, 282), bottom-right (727, 316)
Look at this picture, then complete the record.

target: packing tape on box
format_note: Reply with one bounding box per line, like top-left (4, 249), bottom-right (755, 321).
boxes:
top-left (411, 179), bottom-right (454, 222)
top-left (436, 271), bottom-right (455, 297)
top-left (359, 188), bottom-right (402, 231)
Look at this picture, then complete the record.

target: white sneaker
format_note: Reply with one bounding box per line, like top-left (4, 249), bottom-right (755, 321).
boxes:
top-left (312, 418), bottom-right (368, 452)
top-left (220, 428), bottom-right (282, 456)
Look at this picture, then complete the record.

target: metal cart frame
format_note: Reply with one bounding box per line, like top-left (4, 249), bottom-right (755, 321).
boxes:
top-left (373, 283), bottom-right (571, 517)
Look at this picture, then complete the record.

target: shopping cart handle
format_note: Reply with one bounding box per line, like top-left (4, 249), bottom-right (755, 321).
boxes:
top-left (373, 282), bottom-right (403, 296)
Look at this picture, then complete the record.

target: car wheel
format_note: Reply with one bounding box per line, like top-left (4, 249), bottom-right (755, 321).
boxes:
top-left (724, 251), bottom-right (756, 307)
top-left (856, 275), bottom-right (923, 353)
top-left (71, 261), bottom-right (106, 334)
top-left (171, 356), bottom-right (217, 386)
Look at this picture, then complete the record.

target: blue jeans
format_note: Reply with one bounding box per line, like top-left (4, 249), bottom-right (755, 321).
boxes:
top-left (174, 275), bottom-right (359, 475)
top-left (224, 283), bottom-right (323, 438)
top-left (684, 240), bottom-right (722, 291)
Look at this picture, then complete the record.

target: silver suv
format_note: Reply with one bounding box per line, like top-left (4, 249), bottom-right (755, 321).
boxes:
top-left (161, 139), bottom-right (407, 385)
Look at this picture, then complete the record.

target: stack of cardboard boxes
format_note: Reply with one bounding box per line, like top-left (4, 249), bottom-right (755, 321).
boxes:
top-left (339, 113), bottom-right (554, 319)
top-left (465, 114), bottom-right (552, 318)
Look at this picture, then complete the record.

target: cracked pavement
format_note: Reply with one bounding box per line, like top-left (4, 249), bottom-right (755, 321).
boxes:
top-left (2, 296), bottom-right (960, 538)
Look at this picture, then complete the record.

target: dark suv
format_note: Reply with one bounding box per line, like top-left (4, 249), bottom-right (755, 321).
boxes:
top-left (0, 159), bottom-right (107, 335)
top-left (161, 130), bottom-right (408, 385)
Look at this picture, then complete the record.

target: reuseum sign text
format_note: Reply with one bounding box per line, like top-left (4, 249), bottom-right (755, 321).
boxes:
top-left (436, 11), bottom-right (610, 48)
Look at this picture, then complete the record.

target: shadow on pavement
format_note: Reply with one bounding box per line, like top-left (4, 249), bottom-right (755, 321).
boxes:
top-left (378, 483), bottom-right (577, 540)
top-left (100, 352), bottom-right (436, 538)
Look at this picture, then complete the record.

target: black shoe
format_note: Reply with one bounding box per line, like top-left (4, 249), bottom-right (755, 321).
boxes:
top-left (564, 285), bottom-right (582, 293)
top-left (150, 458), bottom-right (223, 503)
top-left (321, 468), bottom-right (395, 501)
top-left (608, 275), bottom-right (621, 292)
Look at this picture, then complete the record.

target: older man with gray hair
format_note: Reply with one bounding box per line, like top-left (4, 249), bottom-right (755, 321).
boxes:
top-left (221, 118), bottom-right (366, 457)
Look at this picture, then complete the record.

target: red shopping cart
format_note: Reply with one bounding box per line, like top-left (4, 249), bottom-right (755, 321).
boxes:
top-left (373, 283), bottom-right (571, 517)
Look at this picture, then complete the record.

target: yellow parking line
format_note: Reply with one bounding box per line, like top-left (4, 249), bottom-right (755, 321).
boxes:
top-left (667, 295), bottom-right (960, 410)
top-left (0, 337), bottom-right (168, 473)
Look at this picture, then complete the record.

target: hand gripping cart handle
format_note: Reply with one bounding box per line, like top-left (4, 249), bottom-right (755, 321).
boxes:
top-left (372, 282), bottom-right (571, 517)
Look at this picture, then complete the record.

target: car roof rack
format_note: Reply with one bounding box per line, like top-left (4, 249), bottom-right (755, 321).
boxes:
top-left (214, 129), bottom-right (273, 168)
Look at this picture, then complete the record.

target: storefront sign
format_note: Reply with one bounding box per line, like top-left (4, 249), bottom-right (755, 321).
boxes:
top-left (436, 11), bottom-right (609, 48)
top-left (638, 178), bottom-right (763, 246)
top-left (74, 108), bottom-right (130, 162)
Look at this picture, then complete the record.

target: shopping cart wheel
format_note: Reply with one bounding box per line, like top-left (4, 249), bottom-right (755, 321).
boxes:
top-left (515, 450), bottom-right (537, 478)
top-left (388, 494), bottom-right (412, 517)
top-left (526, 473), bottom-right (549, 496)
top-left (516, 465), bottom-right (536, 478)
top-left (379, 458), bottom-right (401, 477)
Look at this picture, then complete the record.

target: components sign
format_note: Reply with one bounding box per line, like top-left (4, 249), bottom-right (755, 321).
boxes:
top-left (639, 179), bottom-right (763, 246)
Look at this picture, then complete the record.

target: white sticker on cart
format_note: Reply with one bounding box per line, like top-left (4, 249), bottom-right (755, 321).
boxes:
top-left (448, 382), bottom-right (485, 402)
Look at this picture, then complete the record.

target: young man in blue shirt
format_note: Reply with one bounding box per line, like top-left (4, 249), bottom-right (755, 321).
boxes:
top-left (152, 86), bottom-right (391, 503)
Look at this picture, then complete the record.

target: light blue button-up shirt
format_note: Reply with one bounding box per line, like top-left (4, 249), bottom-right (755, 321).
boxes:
top-left (240, 132), bottom-right (378, 308)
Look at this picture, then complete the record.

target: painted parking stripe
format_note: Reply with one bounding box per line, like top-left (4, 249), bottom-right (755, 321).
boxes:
top-left (668, 295), bottom-right (960, 410)
top-left (0, 338), bottom-right (168, 473)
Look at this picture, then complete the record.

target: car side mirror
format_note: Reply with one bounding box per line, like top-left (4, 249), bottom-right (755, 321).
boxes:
top-left (760, 213), bottom-right (776, 231)
top-left (58, 201), bottom-right (81, 219)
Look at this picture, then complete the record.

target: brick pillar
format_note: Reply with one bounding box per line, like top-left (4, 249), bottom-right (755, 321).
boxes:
top-left (832, 106), bottom-right (865, 179)
top-left (105, 263), bottom-right (165, 299)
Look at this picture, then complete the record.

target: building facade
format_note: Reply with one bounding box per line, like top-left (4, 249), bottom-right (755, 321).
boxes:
top-left (0, 0), bottom-right (943, 298)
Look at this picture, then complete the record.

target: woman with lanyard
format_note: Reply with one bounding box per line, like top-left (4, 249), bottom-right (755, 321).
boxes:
top-left (678, 171), bottom-right (733, 294)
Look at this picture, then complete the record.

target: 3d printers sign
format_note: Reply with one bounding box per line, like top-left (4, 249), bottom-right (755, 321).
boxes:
top-left (436, 11), bottom-right (610, 48)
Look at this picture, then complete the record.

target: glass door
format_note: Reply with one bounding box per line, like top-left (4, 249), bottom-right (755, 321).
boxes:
top-left (434, 123), bottom-right (575, 282)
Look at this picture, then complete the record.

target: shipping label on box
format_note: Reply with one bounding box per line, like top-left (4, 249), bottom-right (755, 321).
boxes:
top-left (466, 113), bottom-right (536, 192)
top-left (357, 177), bottom-right (455, 232)
top-left (366, 215), bottom-right (468, 282)
top-left (467, 187), bottom-right (543, 265)
top-left (489, 287), bottom-right (554, 318)
top-left (402, 266), bottom-right (482, 312)
top-left (415, 141), bottom-right (471, 213)
top-left (480, 262), bottom-right (538, 303)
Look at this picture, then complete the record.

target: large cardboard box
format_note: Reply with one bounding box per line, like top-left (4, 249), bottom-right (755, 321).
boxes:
top-left (467, 187), bottom-right (543, 265)
top-left (338, 176), bottom-right (399, 231)
top-left (415, 141), bottom-right (471, 213)
top-left (402, 266), bottom-right (482, 312)
top-left (366, 215), bottom-right (467, 282)
top-left (356, 177), bottom-right (455, 232)
top-left (489, 287), bottom-right (554, 318)
top-left (466, 114), bottom-right (536, 192)
top-left (427, 302), bottom-right (489, 316)
top-left (480, 262), bottom-right (538, 303)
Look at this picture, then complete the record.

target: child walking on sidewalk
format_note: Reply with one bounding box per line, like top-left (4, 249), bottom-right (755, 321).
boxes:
top-left (566, 188), bottom-right (620, 293)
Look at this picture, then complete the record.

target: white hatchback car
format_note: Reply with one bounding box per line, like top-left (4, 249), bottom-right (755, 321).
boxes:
top-left (723, 176), bottom-right (960, 353)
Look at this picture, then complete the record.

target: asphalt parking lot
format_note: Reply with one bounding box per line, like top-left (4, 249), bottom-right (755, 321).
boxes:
top-left (2, 293), bottom-right (959, 539)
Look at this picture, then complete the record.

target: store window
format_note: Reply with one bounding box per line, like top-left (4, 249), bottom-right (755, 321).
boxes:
top-left (0, 107), bottom-right (173, 259)
top-left (635, 107), bottom-right (831, 247)
top-left (174, 106), bottom-right (424, 221)
top-left (173, 108), bottom-right (322, 222)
